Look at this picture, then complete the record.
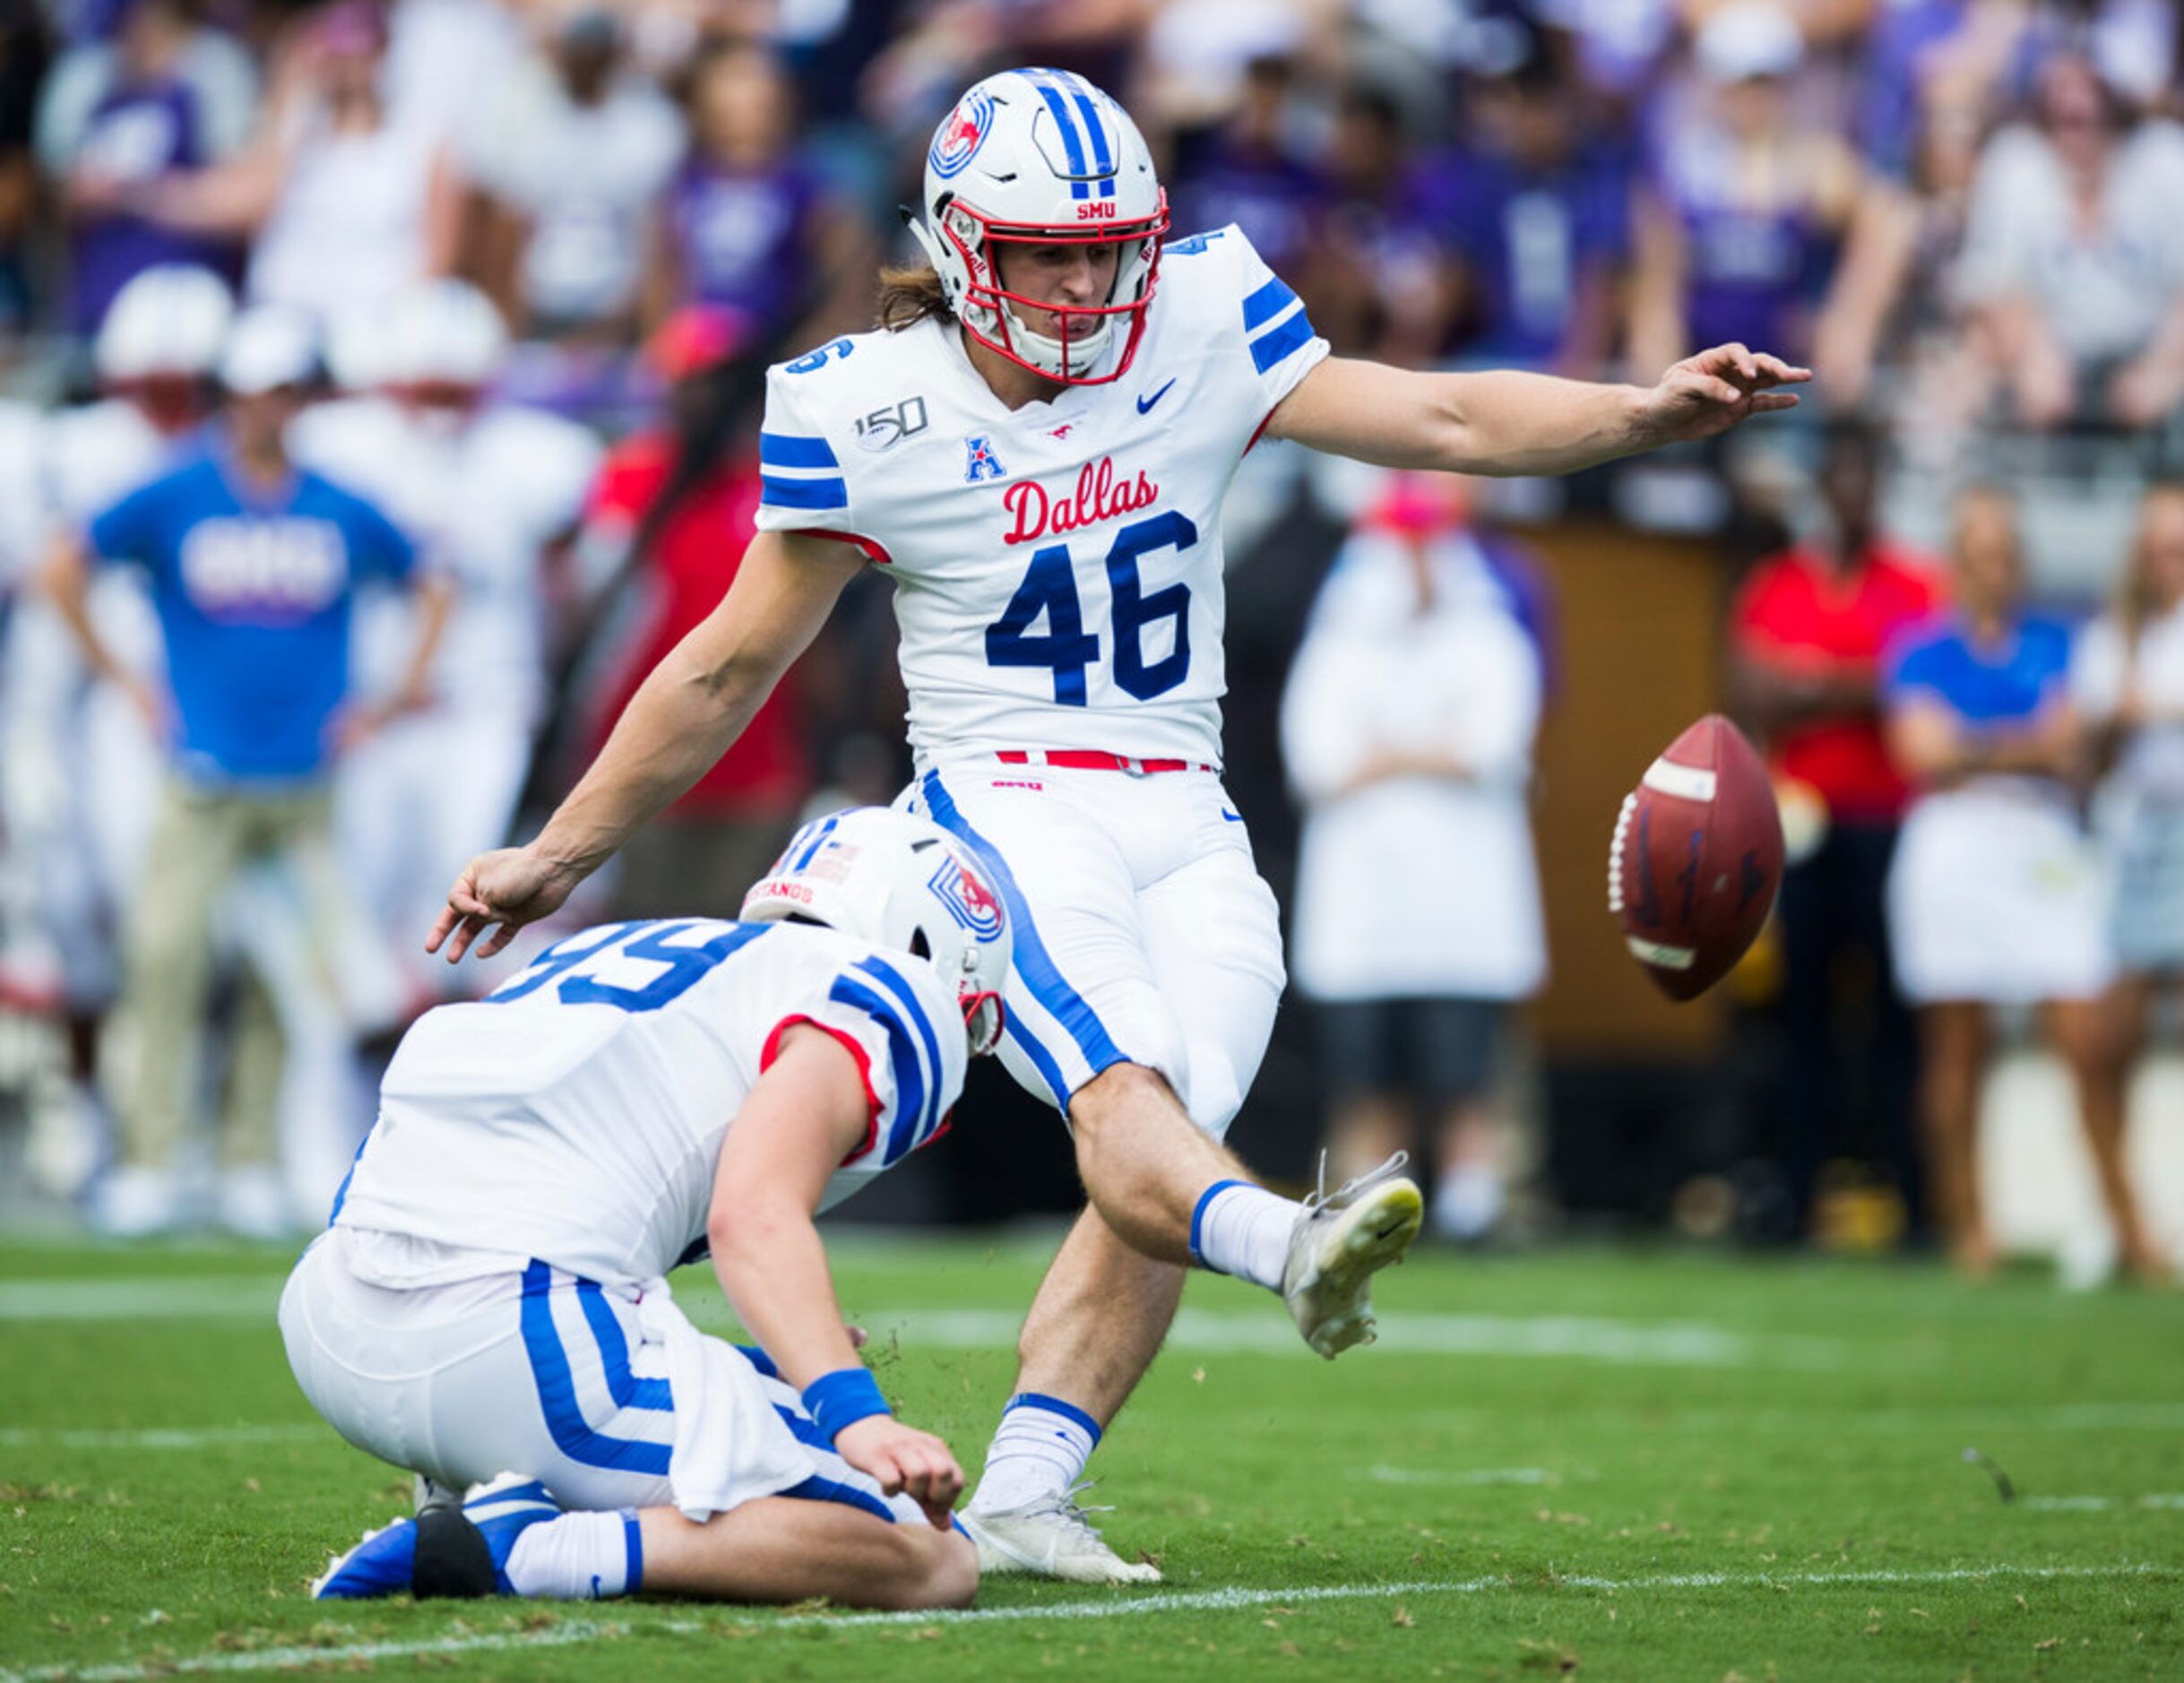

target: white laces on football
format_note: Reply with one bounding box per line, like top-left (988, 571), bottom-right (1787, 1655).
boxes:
top-left (1302, 1150), bottom-right (1412, 1216)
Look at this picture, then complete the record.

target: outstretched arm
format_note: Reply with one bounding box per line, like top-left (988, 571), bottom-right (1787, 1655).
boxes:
top-left (428, 529), bottom-right (866, 961)
top-left (1264, 343), bottom-right (1809, 477)
top-left (707, 1024), bottom-right (965, 1529)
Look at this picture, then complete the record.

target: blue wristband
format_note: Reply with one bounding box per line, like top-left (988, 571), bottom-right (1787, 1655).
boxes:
top-left (802, 1367), bottom-right (891, 1444)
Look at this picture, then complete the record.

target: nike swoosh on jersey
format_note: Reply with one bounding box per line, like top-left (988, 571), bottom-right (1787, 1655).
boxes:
top-left (1220, 807), bottom-right (1244, 822)
top-left (1136, 379), bottom-right (1178, 414)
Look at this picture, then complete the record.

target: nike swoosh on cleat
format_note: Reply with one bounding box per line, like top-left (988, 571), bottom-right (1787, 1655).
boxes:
top-left (1136, 379), bottom-right (1178, 415)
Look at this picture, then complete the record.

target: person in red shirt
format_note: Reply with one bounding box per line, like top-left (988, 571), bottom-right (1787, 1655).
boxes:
top-left (580, 307), bottom-right (813, 916)
top-left (1730, 423), bottom-right (1945, 1246)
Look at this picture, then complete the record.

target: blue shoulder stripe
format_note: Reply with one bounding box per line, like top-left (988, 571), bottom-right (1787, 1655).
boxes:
top-left (854, 955), bottom-right (947, 1158)
top-left (1242, 275), bottom-right (1299, 332)
top-left (827, 974), bottom-right (930, 1162)
top-left (759, 432), bottom-right (840, 469)
top-left (1250, 307), bottom-right (1316, 375)
top-left (761, 475), bottom-right (850, 511)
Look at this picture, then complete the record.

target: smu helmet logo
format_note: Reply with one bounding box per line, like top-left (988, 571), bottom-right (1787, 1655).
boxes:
top-left (929, 91), bottom-right (994, 180)
top-left (964, 435), bottom-right (1008, 483)
top-left (928, 856), bottom-right (1006, 940)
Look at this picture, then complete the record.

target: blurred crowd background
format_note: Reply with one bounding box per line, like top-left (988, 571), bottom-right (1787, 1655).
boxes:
top-left (0, 0), bottom-right (2178, 1283)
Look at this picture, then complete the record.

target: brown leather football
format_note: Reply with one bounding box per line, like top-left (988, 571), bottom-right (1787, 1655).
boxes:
top-left (1608, 714), bottom-right (1785, 1003)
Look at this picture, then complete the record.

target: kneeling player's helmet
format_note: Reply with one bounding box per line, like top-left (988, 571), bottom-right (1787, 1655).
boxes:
top-left (907, 67), bottom-right (1168, 385)
top-left (742, 808), bottom-right (1011, 1057)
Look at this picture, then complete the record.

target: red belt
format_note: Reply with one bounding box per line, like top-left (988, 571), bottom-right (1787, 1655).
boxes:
top-left (996, 750), bottom-right (1217, 776)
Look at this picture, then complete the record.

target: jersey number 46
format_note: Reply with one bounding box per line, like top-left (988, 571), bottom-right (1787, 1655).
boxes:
top-left (985, 510), bottom-right (1196, 704)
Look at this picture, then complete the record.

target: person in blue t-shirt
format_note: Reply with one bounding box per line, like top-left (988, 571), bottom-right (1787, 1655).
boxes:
top-left (1880, 485), bottom-right (2150, 1282)
top-left (40, 306), bottom-right (453, 1239)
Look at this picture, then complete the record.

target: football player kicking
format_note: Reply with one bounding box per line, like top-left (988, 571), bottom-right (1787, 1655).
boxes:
top-left (288, 809), bottom-right (1004, 1609)
top-left (427, 69), bottom-right (1808, 1583)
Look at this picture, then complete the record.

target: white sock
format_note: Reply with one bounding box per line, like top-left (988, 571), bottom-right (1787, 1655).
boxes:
top-left (501, 1509), bottom-right (642, 1600)
top-left (1432, 1166), bottom-right (1504, 1241)
top-left (968, 1394), bottom-right (1101, 1515)
top-left (1189, 1178), bottom-right (1299, 1291)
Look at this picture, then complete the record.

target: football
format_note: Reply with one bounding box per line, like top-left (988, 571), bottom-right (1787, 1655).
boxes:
top-left (1608, 714), bottom-right (1785, 1002)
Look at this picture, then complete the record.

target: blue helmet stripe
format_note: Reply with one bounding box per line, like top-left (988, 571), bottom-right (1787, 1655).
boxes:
top-left (1025, 71), bottom-right (1091, 202)
top-left (790, 814), bottom-right (839, 872)
top-left (1056, 72), bottom-right (1117, 198)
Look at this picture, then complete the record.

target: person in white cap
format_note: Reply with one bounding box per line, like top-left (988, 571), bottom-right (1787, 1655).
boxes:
top-left (39, 305), bottom-right (453, 1238)
top-left (427, 66), bottom-right (1807, 1579)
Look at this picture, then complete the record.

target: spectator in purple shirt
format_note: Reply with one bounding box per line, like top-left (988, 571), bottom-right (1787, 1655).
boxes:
top-left (643, 36), bottom-right (869, 350)
top-left (1167, 54), bottom-right (1330, 282)
top-left (1629, 4), bottom-right (1860, 377)
top-left (1427, 30), bottom-right (1628, 375)
top-left (33, 0), bottom-right (254, 332)
top-left (1312, 81), bottom-right (1461, 367)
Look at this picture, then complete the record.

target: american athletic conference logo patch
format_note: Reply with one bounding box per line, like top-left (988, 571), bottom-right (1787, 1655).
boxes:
top-left (929, 91), bottom-right (994, 180)
top-left (963, 434), bottom-right (1008, 483)
top-left (928, 856), bottom-right (1006, 940)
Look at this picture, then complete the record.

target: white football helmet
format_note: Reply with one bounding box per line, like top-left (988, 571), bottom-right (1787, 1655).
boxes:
top-left (741, 807), bottom-right (1011, 1057)
top-left (96, 264), bottom-right (234, 382)
top-left (906, 67), bottom-right (1168, 385)
top-left (384, 279), bottom-right (509, 395)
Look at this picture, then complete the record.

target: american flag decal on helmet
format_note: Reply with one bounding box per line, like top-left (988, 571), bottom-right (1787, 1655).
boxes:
top-left (928, 855), bottom-right (1005, 939)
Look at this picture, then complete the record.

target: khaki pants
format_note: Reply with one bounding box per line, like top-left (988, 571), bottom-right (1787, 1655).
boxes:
top-left (113, 778), bottom-right (343, 1171)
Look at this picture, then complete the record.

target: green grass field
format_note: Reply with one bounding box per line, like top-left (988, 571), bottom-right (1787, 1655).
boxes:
top-left (0, 1231), bottom-right (2178, 1680)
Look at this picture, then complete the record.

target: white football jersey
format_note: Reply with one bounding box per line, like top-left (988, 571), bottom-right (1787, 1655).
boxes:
top-left (332, 919), bottom-right (966, 1288)
top-left (43, 400), bottom-right (186, 678)
top-left (294, 397), bottom-right (600, 717)
top-left (753, 225), bottom-right (1329, 766)
top-left (0, 401), bottom-right (42, 592)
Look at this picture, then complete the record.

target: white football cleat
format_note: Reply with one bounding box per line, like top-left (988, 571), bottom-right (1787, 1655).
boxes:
top-left (960, 1484), bottom-right (1161, 1584)
top-left (1282, 1152), bottom-right (1423, 1359)
top-left (215, 1165), bottom-right (293, 1241)
top-left (88, 1165), bottom-right (182, 1238)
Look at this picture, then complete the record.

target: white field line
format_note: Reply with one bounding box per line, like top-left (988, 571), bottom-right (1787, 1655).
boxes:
top-left (1363, 1465), bottom-right (1562, 1486)
top-left (0, 1425), bottom-right (325, 1451)
top-left (2023, 1493), bottom-right (2184, 1512)
top-left (0, 1561), bottom-right (2170, 1683)
top-left (0, 1280), bottom-right (1852, 1369)
top-left (1417, 1400), bottom-right (2184, 1434)
top-left (0, 1281), bottom-right (282, 1321)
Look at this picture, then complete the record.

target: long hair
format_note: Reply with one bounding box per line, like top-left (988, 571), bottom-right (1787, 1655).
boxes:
top-left (2112, 481), bottom-right (2184, 655)
top-left (876, 261), bottom-right (951, 331)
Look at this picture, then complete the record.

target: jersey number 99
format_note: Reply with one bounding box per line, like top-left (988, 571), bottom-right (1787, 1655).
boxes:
top-left (984, 510), bottom-right (1197, 705)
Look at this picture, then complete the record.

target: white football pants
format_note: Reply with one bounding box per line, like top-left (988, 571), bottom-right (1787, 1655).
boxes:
top-left (902, 759), bottom-right (1285, 1139)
